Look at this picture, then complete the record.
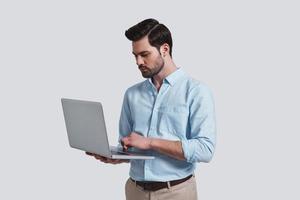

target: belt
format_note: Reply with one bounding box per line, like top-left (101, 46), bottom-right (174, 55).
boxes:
top-left (130, 174), bottom-right (193, 191)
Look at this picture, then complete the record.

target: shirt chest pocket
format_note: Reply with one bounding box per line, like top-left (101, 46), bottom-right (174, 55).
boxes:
top-left (157, 104), bottom-right (189, 135)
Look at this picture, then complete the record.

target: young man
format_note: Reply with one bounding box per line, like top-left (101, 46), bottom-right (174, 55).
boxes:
top-left (87, 18), bottom-right (216, 200)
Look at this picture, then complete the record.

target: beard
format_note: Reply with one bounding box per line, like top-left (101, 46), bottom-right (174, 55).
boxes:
top-left (139, 55), bottom-right (165, 78)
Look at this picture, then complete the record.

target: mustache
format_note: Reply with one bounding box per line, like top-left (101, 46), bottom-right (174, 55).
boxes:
top-left (138, 65), bottom-right (147, 69)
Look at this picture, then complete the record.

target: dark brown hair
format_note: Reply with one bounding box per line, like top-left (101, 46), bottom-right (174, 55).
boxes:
top-left (125, 18), bottom-right (173, 57)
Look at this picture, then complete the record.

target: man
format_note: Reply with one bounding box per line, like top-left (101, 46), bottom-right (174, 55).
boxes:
top-left (87, 18), bottom-right (216, 200)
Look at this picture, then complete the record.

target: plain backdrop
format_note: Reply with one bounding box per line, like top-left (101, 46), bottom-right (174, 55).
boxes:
top-left (0, 0), bottom-right (299, 199)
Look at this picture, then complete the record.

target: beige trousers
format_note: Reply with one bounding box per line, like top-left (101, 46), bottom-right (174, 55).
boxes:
top-left (125, 176), bottom-right (198, 200)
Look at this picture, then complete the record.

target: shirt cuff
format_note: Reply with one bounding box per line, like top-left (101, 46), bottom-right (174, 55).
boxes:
top-left (181, 138), bottom-right (195, 163)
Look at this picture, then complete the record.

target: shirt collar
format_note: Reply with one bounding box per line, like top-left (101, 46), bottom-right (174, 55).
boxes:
top-left (146, 67), bottom-right (185, 89)
top-left (164, 67), bottom-right (185, 86)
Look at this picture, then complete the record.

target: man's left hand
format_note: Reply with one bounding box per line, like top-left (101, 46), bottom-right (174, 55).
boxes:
top-left (121, 132), bottom-right (152, 151)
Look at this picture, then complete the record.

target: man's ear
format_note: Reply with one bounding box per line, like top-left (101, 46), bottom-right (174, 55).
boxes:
top-left (160, 43), bottom-right (170, 57)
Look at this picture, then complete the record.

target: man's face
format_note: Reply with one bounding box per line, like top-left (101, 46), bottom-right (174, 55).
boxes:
top-left (132, 36), bottom-right (164, 78)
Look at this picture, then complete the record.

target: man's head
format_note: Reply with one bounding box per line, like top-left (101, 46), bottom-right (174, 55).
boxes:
top-left (125, 18), bottom-right (173, 78)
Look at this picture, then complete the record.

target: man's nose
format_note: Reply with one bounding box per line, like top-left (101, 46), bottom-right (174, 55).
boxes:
top-left (136, 56), bottom-right (144, 66)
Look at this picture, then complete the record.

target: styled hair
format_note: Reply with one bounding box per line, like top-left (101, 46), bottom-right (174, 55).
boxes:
top-left (125, 18), bottom-right (173, 57)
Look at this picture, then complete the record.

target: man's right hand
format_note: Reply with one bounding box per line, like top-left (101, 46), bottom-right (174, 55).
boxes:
top-left (85, 152), bottom-right (129, 164)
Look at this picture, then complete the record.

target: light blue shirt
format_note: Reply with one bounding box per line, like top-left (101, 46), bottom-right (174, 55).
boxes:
top-left (119, 68), bottom-right (216, 181)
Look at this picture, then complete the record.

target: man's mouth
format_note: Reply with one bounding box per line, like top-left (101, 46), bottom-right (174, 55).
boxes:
top-left (139, 66), bottom-right (148, 71)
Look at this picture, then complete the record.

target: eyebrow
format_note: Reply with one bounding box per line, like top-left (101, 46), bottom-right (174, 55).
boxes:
top-left (132, 51), bottom-right (150, 56)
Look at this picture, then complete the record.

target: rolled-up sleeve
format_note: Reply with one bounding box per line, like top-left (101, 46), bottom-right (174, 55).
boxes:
top-left (181, 84), bottom-right (217, 163)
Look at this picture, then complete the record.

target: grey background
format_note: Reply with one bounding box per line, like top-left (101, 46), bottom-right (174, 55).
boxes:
top-left (0, 0), bottom-right (299, 199)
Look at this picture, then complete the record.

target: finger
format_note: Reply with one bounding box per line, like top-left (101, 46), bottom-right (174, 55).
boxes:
top-left (122, 137), bottom-right (130, 144)
top-left (94, 156), bottom-right (100, 160)
top-left (85, 152), bottom-right (94, 156)
top-left (103, 158), bottom-right (111, 163)
top-left (121, 138), bottom-right (128, 151)
top-left (103, 157), bottom-right (112, 163)
top-left (96, 156), bottom-right (106, 161)
top-left (101, 157), bottom-right (108, 162)
top-left (96, 156), bottom-right (107, 163)
top-left (110, 159), bottom-right (122, 164)
top-left (122, 138), bottom-right (131, 147)
top-left (120, 140), bottom-right (126, 151)
top-left (98, 157), bottom-right (106, 162)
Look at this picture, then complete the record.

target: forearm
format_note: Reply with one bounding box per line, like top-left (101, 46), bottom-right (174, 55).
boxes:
top-left (121, 132), bottom-right (185, 160)
top-left (149, 138), bottom-right (185, 161)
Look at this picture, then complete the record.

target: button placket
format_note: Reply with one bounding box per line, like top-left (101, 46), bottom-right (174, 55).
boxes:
top-left (148, 83), bottom-right (168, 136)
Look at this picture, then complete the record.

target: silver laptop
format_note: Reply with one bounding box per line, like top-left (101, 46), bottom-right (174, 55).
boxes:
top-left (61, 98), bottom-right (154, 160)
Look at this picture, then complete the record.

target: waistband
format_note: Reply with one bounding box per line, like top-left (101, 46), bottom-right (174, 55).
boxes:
top-left (130, 174), bottom-right (193, 191)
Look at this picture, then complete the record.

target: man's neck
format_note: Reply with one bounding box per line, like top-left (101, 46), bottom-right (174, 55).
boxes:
top-left (151, 60), bottom-right (177, 91)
